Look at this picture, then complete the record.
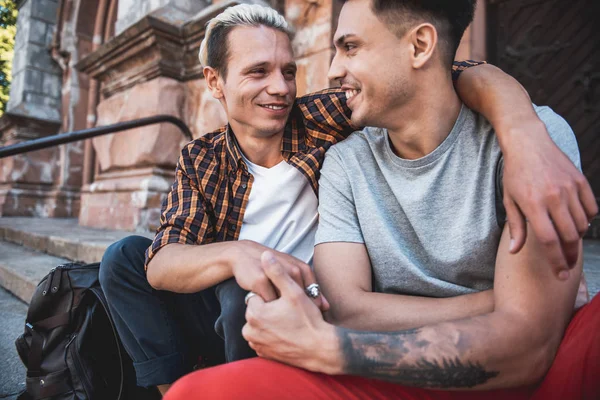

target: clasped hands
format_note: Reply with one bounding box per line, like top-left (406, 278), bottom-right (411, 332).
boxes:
top-left (242, 251), bottom-right (338, 374)
top-left (231, 240), bottom-right (329, 312)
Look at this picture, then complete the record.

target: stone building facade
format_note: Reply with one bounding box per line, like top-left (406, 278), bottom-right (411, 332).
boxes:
top-left (0, 0), bottom-right (598, 236)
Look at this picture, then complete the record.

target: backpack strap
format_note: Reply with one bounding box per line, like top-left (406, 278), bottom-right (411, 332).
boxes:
top-left (25, 324), bottom-right (43, 378)
top-left (88, 286), bottom-right (126, 400)
top-left (26, 310), bottom-right (72, 377)
top-left (32, 311), bottom-right (71, 331)
top-left (25, 368), bottom-right (72, 399)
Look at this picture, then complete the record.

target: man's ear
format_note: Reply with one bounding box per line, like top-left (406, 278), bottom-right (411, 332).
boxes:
top-left (408, 23), bottom-right (438, 69)
top-left (204, 66), bottom-right (224, 99)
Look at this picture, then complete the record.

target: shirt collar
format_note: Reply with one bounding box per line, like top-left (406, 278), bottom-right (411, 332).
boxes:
top-left (225, 125), bottom-right (245, 173)
top-left (225, 105), bottom-right (307, 171)
top-left (281, 105), bottom-right (307, 154)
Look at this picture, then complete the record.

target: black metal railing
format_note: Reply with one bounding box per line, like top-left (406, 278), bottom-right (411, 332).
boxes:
top-left (0, 115), bottom-right (193, 159)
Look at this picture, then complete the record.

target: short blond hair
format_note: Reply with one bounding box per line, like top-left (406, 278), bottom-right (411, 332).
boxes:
top-left (198, 3), bottom-right (293, 78)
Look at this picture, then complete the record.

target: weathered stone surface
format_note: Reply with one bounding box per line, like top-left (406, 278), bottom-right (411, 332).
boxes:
top-left (0, 184), bottom-right (80, 218)
top-left (0, 113), bottom-right (81, 218)
top-left (30, 0), bottom-right (59, 24)
top-left (0, 217), bottom-right (153, 263)
top-left (185, 79), bottom-right (227, 138)
top-left (285, 0), bottom-right (333, 58)
top-left (7, 0), bottom-right (62, 124)
top-left (23, 69), bottom-right (43, 93)
top-left (295, 48), bottom-right (332, 96)
top-left (79, 166), bottom-right (175, 231)
top-left (93, 77), bottom-right (188, 172)
top-left (29, 18), bottom-right (48, 45)
top-left (0, 241), bottom-right (66, 304)
top-left (116, 0), bottom-right (210, 35)
top-left (42, 73), bottom-right (62, 99)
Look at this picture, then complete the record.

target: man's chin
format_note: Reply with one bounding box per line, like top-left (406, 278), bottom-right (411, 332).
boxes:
top-left (350, 112), bottom-right (367, 128)
top-left (256, 124), bottom-right (287, 138)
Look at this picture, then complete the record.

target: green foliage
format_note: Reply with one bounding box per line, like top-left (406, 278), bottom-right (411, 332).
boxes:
top-left (0, 0), bottom-right (17, 116)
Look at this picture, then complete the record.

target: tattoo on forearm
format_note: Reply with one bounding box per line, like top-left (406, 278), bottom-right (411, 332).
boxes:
top-left (339, 328), bottom-right (499, 388)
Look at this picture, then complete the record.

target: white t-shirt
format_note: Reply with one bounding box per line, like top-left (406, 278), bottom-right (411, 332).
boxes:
top-left (238, 156), bottom-right (319, 265)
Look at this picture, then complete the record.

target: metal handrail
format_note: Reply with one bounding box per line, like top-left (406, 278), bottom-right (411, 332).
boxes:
top-left (0, 115), bottom-right (193, 159)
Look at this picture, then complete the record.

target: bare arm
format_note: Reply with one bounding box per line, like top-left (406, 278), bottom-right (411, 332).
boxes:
top-left (147, 239), bottom-right (327, 311)
top-left (147, 241), bottom-right (235, 293)
top-left (244, 226), bottom-right (581, 390)
top-left (455, 64), bottom-right (597, 272)
top-left (145, 143), bottom-right (326, 308)
top-left (314, 242), bottom-right (493, 331)
top-left (330, 225), bottom-right (581, 389)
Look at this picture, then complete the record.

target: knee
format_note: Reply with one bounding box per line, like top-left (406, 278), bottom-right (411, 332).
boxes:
top-left (99, 235), bottom-right (151, 288)
top-left (218, 298), bottom-right (247, 332)
top-left (165, 359), bottom-right (283, 399)
top-left (216, 282), bottom-right (248, 330)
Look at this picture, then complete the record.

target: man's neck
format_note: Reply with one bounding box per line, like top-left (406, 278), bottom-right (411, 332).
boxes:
top-left (230, 123), bottom-right (284, 168)
top-left (385, 74), bottom-right (462, 160)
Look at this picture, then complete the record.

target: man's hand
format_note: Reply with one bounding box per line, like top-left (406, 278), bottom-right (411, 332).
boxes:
top-left (454, 63), bottom-right (597, 278)
top-left (231, 241), bottom-right (329, 311)
top-left (242, 251), bottom-right (340, 374)
top-left (502, 121), bottom-right (597, 279)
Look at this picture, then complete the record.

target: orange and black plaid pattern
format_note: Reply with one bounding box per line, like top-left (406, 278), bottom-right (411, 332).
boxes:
top-left (145, 61), bottom-right (483, 266)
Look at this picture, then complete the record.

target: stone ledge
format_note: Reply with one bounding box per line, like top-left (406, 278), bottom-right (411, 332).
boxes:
top-left (75, 1), bottom-right (243, 98)
top-left (0, 217), bottom-right (153, 263)
top-left (0, 112), bottom-right (61, 142)
top-left (0, 241), bottom-right (68, 304)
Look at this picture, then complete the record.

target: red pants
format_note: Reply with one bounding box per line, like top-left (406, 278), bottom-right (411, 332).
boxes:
top-left (165, 294), bottom-right (600, 400)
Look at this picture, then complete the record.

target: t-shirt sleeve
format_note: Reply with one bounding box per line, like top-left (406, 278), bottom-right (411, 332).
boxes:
top-left (315, 146), bottom-right (364, 245)
top-left (495, 105), bottom-right (582, 224)
top-left (533, 105), bottom-right (582, 171)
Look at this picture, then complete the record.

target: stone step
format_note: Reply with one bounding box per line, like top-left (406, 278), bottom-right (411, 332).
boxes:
top-left (0, 241), bottom-right (70, 304)
top-left (0, 217), bottom-right (153, 264)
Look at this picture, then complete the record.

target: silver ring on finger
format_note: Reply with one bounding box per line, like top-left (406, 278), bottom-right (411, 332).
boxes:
top-left (244, 291), bottom-right (258, 305)
top-left (305, 283), bottom-right (320, 299)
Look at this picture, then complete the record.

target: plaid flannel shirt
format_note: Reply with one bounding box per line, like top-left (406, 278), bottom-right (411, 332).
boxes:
top-left (145, 60), bottom-right (483, 266)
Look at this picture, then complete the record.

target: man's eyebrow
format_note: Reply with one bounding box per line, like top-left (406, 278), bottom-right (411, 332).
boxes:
top-left (242, 61), bottom-right (269, 72)
top-left (284, 62), bottom-right (297, 71)
top-left (335, 34), bottom-right (356, 48)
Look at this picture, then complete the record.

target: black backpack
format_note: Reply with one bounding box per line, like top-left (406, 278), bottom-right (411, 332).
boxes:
top-left (15, 262), bottom-right (157, 400)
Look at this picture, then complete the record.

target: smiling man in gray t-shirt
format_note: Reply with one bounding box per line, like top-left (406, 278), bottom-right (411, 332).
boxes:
top-left (306, 0), bottom-right (592, 391)
top-left (316, 105), bottom-right (581, 300)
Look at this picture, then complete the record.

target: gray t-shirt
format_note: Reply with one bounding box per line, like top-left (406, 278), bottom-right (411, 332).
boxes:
top-left (315, 105), bottom-right (581, 298)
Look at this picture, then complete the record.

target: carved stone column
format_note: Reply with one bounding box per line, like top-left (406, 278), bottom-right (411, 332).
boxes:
top-left (0, 0), bottom-right (83, 217)
top-left (76, 2), bottom-right (230, 231)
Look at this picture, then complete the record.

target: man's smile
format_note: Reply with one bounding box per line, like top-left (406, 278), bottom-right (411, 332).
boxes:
top-left (341, 85), bottom-right (361, 106)
top-left (258, 102), bottom-right (290, 111)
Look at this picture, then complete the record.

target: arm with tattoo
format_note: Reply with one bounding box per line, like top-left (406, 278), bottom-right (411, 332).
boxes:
top-left (333, 226), bottom-right (581, 389)
top-left (243, 226), bottom-right (580, 389)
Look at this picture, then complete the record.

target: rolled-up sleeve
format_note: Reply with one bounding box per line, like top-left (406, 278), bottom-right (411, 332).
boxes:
top-left (144, 143), bottom-right (213, 268)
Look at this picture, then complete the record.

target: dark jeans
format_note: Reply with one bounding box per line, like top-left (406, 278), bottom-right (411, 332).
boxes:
top-left (98, 236), bottom-right (256, 387)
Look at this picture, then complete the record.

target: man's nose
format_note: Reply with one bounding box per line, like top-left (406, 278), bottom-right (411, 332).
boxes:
top-left (266, 72), bottom-right (290, 96)
top-left (327, 52), bottom-right (345, 84)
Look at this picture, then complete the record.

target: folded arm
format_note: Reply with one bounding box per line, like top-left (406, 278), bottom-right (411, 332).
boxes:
top-left (145, 144), bottom-right (238, 293)
top-left (145, 144), bottom-right (322, 307)
top-left (314, 242), bottom-right (493, 331)
top-left (331, 225), bottom-right (581, 389)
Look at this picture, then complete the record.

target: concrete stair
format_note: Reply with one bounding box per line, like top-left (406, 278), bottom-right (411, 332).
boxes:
top-left (0, 217), bottom-right (153, 304)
